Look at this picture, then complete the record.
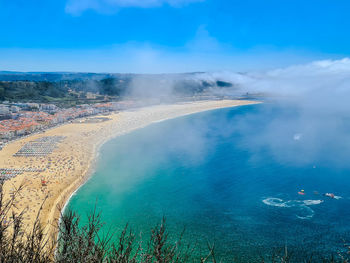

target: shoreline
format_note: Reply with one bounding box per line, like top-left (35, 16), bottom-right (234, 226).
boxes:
top-left (57, 129), bottom-right (111, 226)
top-left (58, 101), bottom-right (260, 230)
top-left (1, 100), bottom-right (260, 238)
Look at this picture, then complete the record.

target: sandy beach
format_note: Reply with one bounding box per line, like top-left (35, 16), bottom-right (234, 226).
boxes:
top-left (0, 100), bottom-right (258, 237)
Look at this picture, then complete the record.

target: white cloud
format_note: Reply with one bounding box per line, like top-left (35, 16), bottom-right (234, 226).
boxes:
top-left (186, 25), bottom-right (224, 53)
top-left (65, 0), bottom-right (204, 15)
top-left (193, 58), bottom-right (350, 98)
top-left (192, 58), bottom-right (350, 168)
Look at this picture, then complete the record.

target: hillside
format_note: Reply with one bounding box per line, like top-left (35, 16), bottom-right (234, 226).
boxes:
top-left (0, 72), bottom-right (238, 105)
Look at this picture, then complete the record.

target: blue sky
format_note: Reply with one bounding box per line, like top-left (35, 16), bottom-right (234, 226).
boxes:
top-left (0, 0), bottom-right (349, 73)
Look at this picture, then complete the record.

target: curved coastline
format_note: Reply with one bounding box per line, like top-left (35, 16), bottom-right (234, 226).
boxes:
top-left (59, 102), bottom-right (257, 219)
top-left (1, 100), bottom-right (260, 239)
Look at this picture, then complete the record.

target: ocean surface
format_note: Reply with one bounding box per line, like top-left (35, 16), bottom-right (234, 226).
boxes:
top-left (67, 103), bottom-right (350, 262)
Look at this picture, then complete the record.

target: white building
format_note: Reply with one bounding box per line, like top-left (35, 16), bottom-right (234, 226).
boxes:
top-left (10, 106), bottom-right (20, 113)
top-left (0, 105), bottom-right (10, 115)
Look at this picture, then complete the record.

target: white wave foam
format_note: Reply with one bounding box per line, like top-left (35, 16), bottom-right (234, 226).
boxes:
top-left (295, 205), bottom-right (315, 220)
top-left (262, 197), bottom-right (324, 219)
top-left (293, 133), bottom-right (302, 141)
top-left (303, 199), bottom-right (324, 205)
top-left (262, 198), bottom-right (289, 207)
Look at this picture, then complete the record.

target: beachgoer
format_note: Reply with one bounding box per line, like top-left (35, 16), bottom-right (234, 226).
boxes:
top-left (298, 189), bottom-right (306, 195)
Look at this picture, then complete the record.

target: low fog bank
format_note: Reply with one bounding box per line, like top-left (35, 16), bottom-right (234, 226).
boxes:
top-left (123, 73), bottom-right (243, 101)
top-left (205, 58), bottom-right (350, 168)
top-left (123, 57), bottom-right (350, 102)
top-left (124, 57), bottom-right (350, 170)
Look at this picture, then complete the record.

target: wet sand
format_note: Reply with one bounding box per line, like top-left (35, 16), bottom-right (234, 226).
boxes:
top-left (1, 100), bottom-right (259, 237)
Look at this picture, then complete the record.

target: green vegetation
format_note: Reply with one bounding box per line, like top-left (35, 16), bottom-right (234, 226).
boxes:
top-left (0, 80), bottom-right (124, 107)
top-left (0, 72), bottom-right (240, 106)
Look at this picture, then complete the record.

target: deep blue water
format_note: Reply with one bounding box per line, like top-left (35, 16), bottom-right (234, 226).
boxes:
top-left (67, 103), bottom-right (350, 262)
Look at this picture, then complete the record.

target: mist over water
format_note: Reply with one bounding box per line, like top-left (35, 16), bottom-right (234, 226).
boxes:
top-left (68, 104), bottom-right (350, 261)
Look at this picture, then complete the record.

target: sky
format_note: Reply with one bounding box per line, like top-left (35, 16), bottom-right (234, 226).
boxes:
top-left (1, 0), bottom-right (350, 73)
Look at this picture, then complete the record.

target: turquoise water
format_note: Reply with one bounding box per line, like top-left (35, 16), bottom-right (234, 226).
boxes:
top-left (67, 104), bottom-right (350, 262)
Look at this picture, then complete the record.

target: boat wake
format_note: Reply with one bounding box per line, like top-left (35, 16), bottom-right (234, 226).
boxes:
top-left (262, 197), bottom-right (324, 219)
top-left (262, 198), bottom-right (289, 207)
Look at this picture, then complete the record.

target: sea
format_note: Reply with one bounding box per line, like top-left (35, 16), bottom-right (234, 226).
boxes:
top-left (66, 103), bottom-right (350, 262)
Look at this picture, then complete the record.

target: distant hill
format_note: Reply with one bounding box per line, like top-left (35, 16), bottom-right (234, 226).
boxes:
top-left (0, 71), bottom-right (240, 105)
top-left (0, 71), bottom-right (131, 82)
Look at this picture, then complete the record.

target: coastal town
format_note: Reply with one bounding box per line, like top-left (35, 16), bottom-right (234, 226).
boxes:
top-left (0, 101), bottom-right (135, 148)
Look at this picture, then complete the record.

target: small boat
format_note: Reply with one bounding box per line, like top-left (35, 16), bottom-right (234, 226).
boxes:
top-left (324, 193), bottom-right (335, 199)
top-left (298, 190), bottom-right (306, 195)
